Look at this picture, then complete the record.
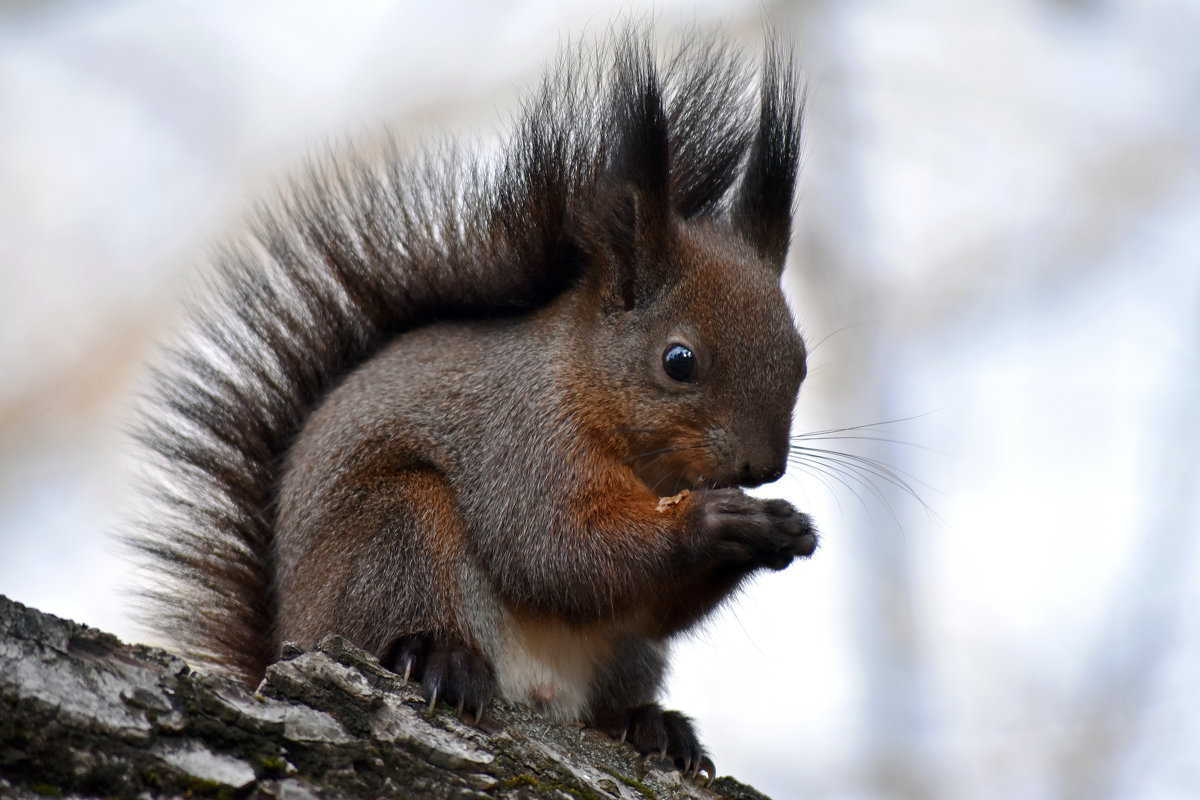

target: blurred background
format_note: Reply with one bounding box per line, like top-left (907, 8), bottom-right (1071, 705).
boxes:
top-left (2, 0), bottom-right (1198, 798)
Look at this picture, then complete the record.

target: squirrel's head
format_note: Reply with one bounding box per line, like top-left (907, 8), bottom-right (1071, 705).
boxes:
top-left (567, 42), bottom-right (806, 495)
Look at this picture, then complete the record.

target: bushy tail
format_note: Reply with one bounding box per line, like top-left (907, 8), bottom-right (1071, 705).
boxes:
top-left (123, 29), bottom-right (799, 685)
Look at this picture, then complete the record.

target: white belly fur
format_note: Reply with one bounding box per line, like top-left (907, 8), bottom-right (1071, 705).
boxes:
top-left (491, 610), bottom-right (630, 721)
top-left (457, 561), bottom-right (644, 721)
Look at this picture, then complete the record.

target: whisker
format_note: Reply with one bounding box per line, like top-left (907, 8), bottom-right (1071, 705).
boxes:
top-left (791, 432), bottom-right (941, 452)
top-left (788, 448), bottom-right (942, 524)
top-left (785, 409), bottom-right (945, 524)
top-left (789, 452), bottom-right (894, 510)
top-left (624, 448), bottom-right (672, 468)
top-left (788, 451), bottom-right (923, 516)
top-left (791, 411), bottom-right (939, 440)
top-left (622, 438), bottom-right (712, 494)
top-left (634, 451), bottom-right (669, 482)
top-left (804, 323), bottom-right (864, 355)
top-left (621, 445), bottom-right (686, 464)
top-left (790, 446), bottom-right (937, 498)
top-left (624, 440), bottom-right (707, 465)
top-left (788, 453), bottom-right (905, 525)
top-left (784, 456), bottom-right (865, 515)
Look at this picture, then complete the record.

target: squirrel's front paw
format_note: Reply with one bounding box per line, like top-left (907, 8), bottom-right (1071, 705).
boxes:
top-left (693, 488), bottom-right (818, 570)
top-left (385, 633), bottom-right (494, 724)
top-left (592, 703), bottom-right (715, 784)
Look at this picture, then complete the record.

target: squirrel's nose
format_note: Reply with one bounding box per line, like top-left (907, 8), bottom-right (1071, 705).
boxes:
top-left (738, 461), bottom-right (785, 488)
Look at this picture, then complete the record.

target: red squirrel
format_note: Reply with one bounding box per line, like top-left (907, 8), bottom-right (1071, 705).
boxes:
top-left (128, 31), bottom-right (816, 782)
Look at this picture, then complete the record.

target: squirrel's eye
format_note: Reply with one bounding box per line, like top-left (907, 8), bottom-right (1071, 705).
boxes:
top-left (662, 344), bottom-right (697, 383)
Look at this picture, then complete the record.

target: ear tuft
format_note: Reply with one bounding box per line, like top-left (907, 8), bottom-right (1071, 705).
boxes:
top-left (608, 36), bottom-right (671, 233)
top-left (581, 35), bottom-right (676, 313)
top-left (663, 34), bottom-right (756, 219)
top-left (732, 41), bottom-right (803, 271)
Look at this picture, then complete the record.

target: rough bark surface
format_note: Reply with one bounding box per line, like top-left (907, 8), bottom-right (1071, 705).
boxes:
top-left (0, 595), bottom-right (771, 799)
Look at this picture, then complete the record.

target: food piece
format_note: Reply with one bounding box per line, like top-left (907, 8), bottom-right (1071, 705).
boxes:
top-left (656, 490), bottom-right (691, 513)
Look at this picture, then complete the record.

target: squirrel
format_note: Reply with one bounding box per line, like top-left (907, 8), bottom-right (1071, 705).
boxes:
top-left (127, 30), bottom-right (817, 782)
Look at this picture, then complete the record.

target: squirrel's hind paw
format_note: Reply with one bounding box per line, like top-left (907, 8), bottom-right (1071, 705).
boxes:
top-left (592, 703), bottom-right (715, 785)
top-left (386, 633), bottom-right (495, 724)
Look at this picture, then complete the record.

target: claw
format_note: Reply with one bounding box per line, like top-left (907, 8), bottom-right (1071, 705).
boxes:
top-left (698, 756), bottom-right (716, 786)
top-left (402, 658), bottom-right (413, 683)
top-left (641, 748), bottom-right (669, 766)
top-left (618, 727), bottom-right (627, 746)
top-left (427, 686), bottom-right (440, 711)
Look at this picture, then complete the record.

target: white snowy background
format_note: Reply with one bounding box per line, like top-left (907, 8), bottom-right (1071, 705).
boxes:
top-left (2, 1), bottom-right (1198, 798)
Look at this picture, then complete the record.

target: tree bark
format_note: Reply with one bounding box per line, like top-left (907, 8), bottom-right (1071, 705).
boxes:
top-left (0, 595), bottom-right (770, 800)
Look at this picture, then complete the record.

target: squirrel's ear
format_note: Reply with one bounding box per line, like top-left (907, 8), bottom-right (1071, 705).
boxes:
top-left (584, 45), bottom-right (674, 313)
top-left (587, 185), bottom-right (649, 312)
top-left (732, 43), bottom-right (802, 273)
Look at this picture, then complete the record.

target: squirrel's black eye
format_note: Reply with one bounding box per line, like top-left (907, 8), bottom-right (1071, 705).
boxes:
top-left (662, 344), bottom-right (697, 383)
